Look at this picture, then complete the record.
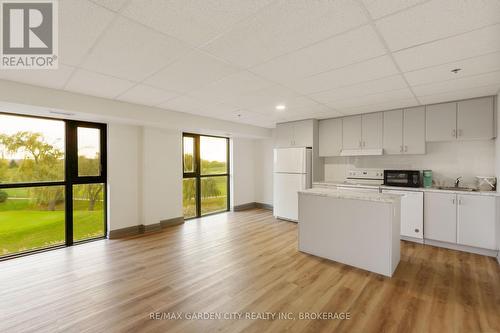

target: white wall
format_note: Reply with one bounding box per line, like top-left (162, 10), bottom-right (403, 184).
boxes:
top-left (141, 127), bottom-right (183, 226)
top-left (325, 140), bottom-right (496, 188)
top-left (231, 138), bottom-right (256, 207)
top-left (254, 137), bottom-right (274, 206)
top-left (107, 123), bottom-right (141, 230)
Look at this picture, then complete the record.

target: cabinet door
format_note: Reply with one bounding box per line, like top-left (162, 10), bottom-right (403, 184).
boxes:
top-left (362, 112), bottom-right (383, 149)
top-left (457, 97), bottom-right (494, 140)
top-left (383, 190), bottom-right (423, 239)
top-left (426, 102), bottom-right (457, 142)
top-left (383, 110), bottom-right (403, 154)
top-left (457, 195), bottom-right (496, 250)
top-left (424, 192), bottom-right (457, 243)
top-left (342, 115), bottom-right (362, 150)
top-left (274, 122), bottom-right (294, 147)
top-left (293, 120), bottom-right (314, 147)
top-left (403, 106), bottom-right (426, 154)
top-left (319, 118), bottom-right (342, 156)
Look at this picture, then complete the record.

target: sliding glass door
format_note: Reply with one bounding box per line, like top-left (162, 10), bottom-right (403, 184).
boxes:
top-left (0, 113), bottom-right (106, 259)
top-left (182, 133), bottom-right (229, 219)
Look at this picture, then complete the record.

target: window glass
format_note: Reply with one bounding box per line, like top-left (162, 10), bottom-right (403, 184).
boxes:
top-left (201, 176), bottom-right (227, 215)
top-left (77, 127), bottom-right (100, 177)
top-left (73, 183), bottom-right (105, 241)
top-left (0, 186), bottom-right (65, 257)
top-left (0, 114), bottom-right (65, 184)
top-left (200, 136), bottom-right (227, 175)
top-left (183, 137), bottom-right (195, 173)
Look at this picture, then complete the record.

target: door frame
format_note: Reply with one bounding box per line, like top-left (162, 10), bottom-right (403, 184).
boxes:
top-left (182, 133), bottom-right (230, 219)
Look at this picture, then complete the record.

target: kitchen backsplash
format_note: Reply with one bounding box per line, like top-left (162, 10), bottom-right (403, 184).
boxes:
top-left (324, 140), bottom-right (495, 188)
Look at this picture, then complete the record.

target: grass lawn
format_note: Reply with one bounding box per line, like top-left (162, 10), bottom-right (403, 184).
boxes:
top-left (0, 198), bottom-right (104, 256)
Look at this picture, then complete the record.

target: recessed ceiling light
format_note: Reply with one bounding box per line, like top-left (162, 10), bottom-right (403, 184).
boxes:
top-left (451, 68), bottom-right (462, 74)
top-left (275, 104), bottom-right (286, 111)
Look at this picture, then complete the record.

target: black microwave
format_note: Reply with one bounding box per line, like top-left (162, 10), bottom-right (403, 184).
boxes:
top-left (384, 170), bottom-right (421, 187)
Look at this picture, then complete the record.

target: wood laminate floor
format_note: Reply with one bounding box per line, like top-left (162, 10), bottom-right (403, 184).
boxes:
top-left (1, 208), bottom-right (499, 333)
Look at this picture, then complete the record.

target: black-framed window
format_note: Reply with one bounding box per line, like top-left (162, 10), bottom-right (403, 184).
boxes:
top-left (182, 133), bottom-right (230, 219)
top-left (0, 113), bottom-right (107, 260)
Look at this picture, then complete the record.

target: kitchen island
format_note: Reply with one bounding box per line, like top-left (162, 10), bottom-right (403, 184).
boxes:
top-left (298, 188), bottom-right (402, 277)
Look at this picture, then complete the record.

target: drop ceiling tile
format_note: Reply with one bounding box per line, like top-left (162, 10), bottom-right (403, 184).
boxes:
top-left (121, 0), bottom-right (274, 47)
top-left (361, 0), bottom-right (427, 19)
top-left (158, 95), bottom-right (237, 116)
top-left (290, 56), bottom-right (399, 94)
top-left (418, 84), bottom-right (500, 104)
top-left (0, 64), bottom-right (75, 90)
top-left (145, 51), bottom-right (239, 93)
top-left (310, 75), bottom-right (408, 104)
top-left (250, 95), bottom-right (332, 115)
top-left (375, 0), bottom-right (500, 51)
top-left (412, 71), bottom-right (500, 96)
top-left (326, 88), bottom-right (415, 109)
top-left (59, 0), bottom-right (116, 66)
top-left (203, 0), bottom-right (367, 68)
top-left (339, 97), bottom-right (419, 115)
top-left (65, 69), bottom-right (135, 99)
top-left (222, 84), bottom-right (303, 110)
top-left (188, 71), bottom-right (275, 105)
top-left (89, 0), bottom-right (129, 12)
top-left (404, 52), bottom-right (500, 86)
top-left (116, 84), bottom-right (179, 106)
top-left (251, 25), bottom-right (386, 82)
top-left (81, 17), bottom-right (191, 81)
top-left (394, 24), bottom-right (500, 72)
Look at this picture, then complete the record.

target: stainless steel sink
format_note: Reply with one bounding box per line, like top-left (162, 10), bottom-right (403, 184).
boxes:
top-left (436, 186), bottom-right (477, 192)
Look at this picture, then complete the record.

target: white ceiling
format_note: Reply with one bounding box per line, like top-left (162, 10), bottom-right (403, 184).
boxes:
top-left (1, 0), bottom-right (500, 128)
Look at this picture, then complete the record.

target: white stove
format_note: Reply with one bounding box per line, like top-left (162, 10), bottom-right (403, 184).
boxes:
top-left (344, 169), bottom-right (384, 186)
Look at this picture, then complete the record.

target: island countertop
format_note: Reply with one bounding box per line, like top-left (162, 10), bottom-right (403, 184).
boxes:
top-left (298, 187), bottom-right (402, 203)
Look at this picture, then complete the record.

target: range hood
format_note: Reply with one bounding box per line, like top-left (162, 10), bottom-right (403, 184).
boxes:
top-left (340, 149), bottom-right (384, 156)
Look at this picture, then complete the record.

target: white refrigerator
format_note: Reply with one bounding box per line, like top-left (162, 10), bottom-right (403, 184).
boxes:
top-left (273, 147), bottom-right (312, 222)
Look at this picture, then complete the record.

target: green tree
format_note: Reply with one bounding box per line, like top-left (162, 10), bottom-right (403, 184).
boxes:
top-left (8, 159), bottom-right (17, 169)
top-left (75, 155), bottom-right (102, 211)
top-left (0, 131), bottom-right (64, 210)
top-left (201, 178), bottom-right (221, 198)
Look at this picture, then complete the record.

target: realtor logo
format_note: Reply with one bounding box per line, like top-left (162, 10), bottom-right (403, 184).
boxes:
top-left (1, 0), bottom-right (58, 69)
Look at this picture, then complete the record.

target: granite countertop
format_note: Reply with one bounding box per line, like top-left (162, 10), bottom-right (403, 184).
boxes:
top-left (299, 188), bottom-right (402, 203)
top-left (313, 181), bottom-right (500, 197)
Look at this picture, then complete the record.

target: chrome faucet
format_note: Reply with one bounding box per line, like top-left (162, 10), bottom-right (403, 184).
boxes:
top-left (455, 177), bottom-right (462, 188)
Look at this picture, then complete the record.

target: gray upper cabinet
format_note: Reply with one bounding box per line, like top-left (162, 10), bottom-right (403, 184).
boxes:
top-left (383, 107), bottom-right (425, 155)
top-left (403, 106), bottom-right (426, 154)
top-left (361, 112), bottom-right (383, 149)
top-left (342, 115), bottom-right (362, 150)
top-left (457, 97), bottom-right (494, 140)
top-left (274, 122), bottom-right (294, 147)
top-left (426, 97), bottom-right (494, 142)
top-left (318, 118), bottom-right (342, 156)
top-left (426, 102), bottom-right (457, 142)
top-left (274, 120), bottom-right (314, 148)
top-left (383, 109), bottom-right (403, 154)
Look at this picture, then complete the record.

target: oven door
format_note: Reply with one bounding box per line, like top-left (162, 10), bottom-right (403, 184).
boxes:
top-left (384, 171), bottom-right (410, 187)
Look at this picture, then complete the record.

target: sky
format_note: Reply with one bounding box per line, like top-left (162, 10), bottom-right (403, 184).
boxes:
top-left (0, 114), bottom-right (99, 159)
top-left (184, 136), bottom-right (227, 162)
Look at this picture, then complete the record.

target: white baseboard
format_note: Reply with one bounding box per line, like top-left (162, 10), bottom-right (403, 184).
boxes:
top-left (401, 236), bottom-right (424, 244)
top-left (424, 239), bottom-right (498, 257)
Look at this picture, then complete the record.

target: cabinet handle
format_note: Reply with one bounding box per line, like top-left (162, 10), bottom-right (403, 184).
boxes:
top-left (415, 228), bottom-right (419, 233)
top-left (363, 141), bottom-right (366, 147)
top-left (404, 145), bottom-right (408, 152)
top-left (458, 198), bottom-right (462, 205)
top-left (452, 198), bottom-right (456, 205)
top-left (359, 141), bottom-right (362, 148)
top-left (452, 129), bottom-right (456, 138)
top-left (458, 129), bottom-right (463, 137)
top-left (400, 145), bottom-right (403, 152)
